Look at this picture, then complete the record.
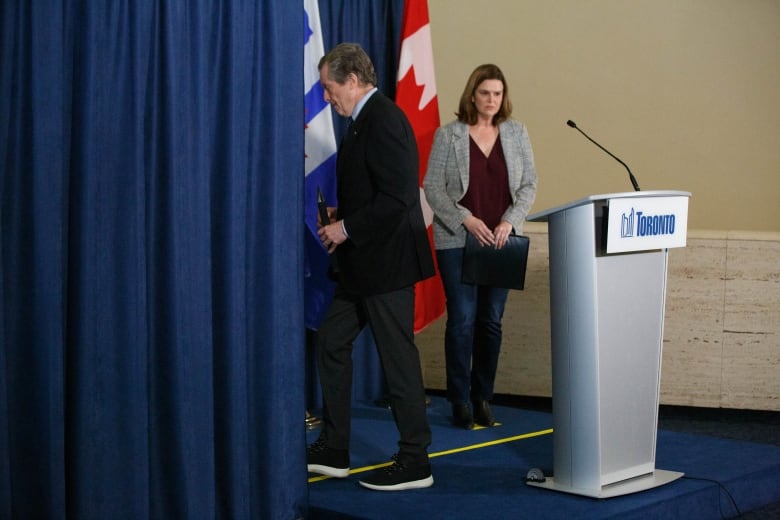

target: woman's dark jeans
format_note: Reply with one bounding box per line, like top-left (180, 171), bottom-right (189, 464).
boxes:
top-left (436, 247), bottom-right (510, 405)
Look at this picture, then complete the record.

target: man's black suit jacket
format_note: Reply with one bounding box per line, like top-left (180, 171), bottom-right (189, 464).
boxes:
top-left (334, 91), bottom-right (435, 296)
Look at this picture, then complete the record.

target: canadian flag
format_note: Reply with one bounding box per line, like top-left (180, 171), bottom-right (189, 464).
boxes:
top-left (396, 0), bottom-right (446, 333)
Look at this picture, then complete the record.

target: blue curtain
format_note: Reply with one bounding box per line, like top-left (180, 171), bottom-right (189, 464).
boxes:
top-left (305, 0), bottom-right (406, 408)
top-left (1, 1), bottom-right (305, 518)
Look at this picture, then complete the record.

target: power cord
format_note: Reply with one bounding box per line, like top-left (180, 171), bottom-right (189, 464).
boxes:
top-left (681, 475), bottom-right (741, 518)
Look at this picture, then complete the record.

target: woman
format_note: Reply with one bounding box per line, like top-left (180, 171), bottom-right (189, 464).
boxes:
top-left (423, 64), bottom-right (537, 429)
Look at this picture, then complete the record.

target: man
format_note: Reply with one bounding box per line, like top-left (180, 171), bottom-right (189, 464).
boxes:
top-left (307, 43), bottom-right (435, 491)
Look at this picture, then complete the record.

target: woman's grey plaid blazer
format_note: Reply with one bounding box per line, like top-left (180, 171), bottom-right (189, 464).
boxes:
top-left (422, 119), bottom-right (538, 250)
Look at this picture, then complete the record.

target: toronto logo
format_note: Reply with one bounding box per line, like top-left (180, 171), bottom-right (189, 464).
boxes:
top-left (621, 208), bottom-right (635, 237)
top-left (621, 208), bottom-right (676, 238)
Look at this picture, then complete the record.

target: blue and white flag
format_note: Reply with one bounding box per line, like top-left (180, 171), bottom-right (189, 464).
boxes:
top-left (304, 0), bottom-right (337, 329)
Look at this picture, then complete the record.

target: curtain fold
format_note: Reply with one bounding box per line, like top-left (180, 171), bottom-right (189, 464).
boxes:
top-left (1, 1), bottom-right (70, 518)
top-left (1, 1), bottom-right (305, 518)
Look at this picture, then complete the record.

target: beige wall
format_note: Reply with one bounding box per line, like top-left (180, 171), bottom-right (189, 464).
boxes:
top-left (428, 0), bottom-right (780, 232)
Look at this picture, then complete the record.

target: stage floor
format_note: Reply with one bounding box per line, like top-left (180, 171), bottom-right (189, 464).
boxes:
top-left (307, 396), bottom-right (780, 519)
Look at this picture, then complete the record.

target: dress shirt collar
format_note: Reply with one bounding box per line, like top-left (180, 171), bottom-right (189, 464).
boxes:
top-left (351, 87), bottom-right (377, 122)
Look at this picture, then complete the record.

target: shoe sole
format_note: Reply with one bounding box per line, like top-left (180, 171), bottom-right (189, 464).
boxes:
top-left (307, 464), bottom-right (349, 478)
top-left (358, 475), bottom-right (434, 491)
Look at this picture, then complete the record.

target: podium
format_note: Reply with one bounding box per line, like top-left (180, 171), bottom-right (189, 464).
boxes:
top-left (526, 190), bottom-right (691, 498)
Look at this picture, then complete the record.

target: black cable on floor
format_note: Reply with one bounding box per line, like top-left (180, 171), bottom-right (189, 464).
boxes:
top-left (681, 475), bottom-right (741, 518)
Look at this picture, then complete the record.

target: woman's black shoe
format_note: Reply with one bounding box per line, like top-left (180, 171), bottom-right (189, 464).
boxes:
top-left (473, 400), bottom-right (496, 427)
top-left (452, 403), bottom-right (474, 430)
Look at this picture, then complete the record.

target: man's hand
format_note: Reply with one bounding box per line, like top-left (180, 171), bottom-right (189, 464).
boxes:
top-left (318, 220), bottom-right (347, 253)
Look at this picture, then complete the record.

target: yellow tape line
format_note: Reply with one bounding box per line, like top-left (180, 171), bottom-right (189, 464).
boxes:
top-left (308, 427), bottom-right (554, 483)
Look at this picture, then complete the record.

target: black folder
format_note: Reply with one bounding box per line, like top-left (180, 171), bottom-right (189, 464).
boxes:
top-left (461, 232), bottom-right (529, 290)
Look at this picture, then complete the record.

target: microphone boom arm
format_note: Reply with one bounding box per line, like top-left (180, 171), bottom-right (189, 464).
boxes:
top-left (567, 120), bottom-right (640, 191)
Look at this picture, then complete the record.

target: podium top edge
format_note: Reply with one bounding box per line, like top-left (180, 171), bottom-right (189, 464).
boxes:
top-left (526, 190), bottom-right (691, 222)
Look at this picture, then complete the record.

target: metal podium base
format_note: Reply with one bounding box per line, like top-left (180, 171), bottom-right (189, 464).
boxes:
top-left (526, 469), bottom-right (684, 499)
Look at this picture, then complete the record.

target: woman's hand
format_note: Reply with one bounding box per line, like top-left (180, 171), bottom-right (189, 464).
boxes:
top-left (463, 215), bottom-right (495, 247)
top-left (492, 221), bottom-right (513, 249)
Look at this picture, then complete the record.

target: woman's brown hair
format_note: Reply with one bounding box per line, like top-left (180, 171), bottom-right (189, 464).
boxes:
top-left (456, 64), bottom-right (513, 125)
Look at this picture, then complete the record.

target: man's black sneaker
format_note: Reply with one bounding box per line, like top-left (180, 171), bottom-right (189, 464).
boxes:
top-left (358, 457), bottom-right (433, 491)
top-left (307, 437), bottom-right (349, 478)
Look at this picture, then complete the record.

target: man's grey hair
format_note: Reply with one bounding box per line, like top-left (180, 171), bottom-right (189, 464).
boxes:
top-left (318, 43), bottom-right (377, 86)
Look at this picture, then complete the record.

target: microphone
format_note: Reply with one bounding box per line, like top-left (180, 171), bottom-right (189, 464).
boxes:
top-left (566, 120), bottom-right (640, 191)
